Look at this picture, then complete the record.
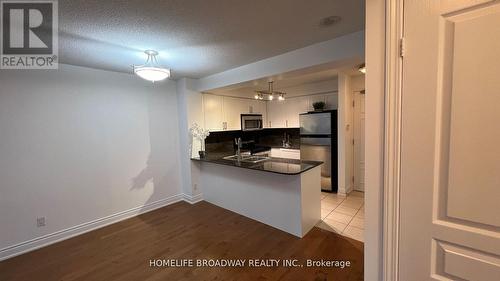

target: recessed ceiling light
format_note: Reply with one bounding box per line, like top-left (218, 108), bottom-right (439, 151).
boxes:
top-left (319, 16), bottom-right (341, 27)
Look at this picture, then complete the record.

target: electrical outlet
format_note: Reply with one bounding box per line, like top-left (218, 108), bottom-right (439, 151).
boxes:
top-left (36, 217), bottom-right (46, 227)
top-left (193, 183), bottom-right (198, 191)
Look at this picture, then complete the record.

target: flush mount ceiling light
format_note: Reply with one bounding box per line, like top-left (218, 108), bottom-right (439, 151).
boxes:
top-left (358, 63), bottom-right (366, 74)
top-left (133, 50), bottom-right (171, 82)
top-left (254, 81), bottom-right (286, 101)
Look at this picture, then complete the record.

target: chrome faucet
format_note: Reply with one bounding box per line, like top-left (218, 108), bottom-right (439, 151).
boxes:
top-left (235, 137), bottom-right (242, 160)
top-left (282, 133), bottom-right (292, 148)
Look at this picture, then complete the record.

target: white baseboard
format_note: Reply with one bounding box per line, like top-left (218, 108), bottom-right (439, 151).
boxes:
top-left (0, 193), bottom-right (203, 261)
top-left (183, 193), bottom-right (203, 204)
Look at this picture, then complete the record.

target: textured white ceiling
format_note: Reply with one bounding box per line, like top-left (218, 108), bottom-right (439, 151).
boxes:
top-left (58, 0), bottom-right (365, 78)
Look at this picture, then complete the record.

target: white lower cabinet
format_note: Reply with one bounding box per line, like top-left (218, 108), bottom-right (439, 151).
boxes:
top-left (270, 148), bottom-right (300, 160)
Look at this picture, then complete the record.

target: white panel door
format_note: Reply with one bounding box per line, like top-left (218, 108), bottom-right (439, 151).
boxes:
top-left (399, 1), bottom-right (500, 281)
top-left (353, 92), bottom-right (365, 191)
top-left (203, 94), bottom-right (223, 131)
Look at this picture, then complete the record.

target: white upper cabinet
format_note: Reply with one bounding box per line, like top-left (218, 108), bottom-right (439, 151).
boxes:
top-left (324, 94), bottom-right (338, 110)
top-left (307, 93), bottom-right (338, 111)
top-left (249, 99), bottom-right (267, 126)
top-left (223, 97), bottom-right (250, 130)
top-left (308, 95), bottom-right (327, 111)
top-left (203, 94), bottom-right (266, 131)
top-left (249, 99), bottom-right (266, 114)
top-left (203, 94), bottom-right (224, 131)
top-left (285, 96), bottom-right (309, 127)
top-left (203, 93), bottom-right (336, 130)
top-left (268, 95), bottom-right (335, 128)
top-left (266, 100), bottom-right (286, 128)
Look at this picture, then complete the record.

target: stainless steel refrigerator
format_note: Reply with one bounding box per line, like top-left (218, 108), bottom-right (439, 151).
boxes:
top-left (299, 111), bottom-right (338, 192)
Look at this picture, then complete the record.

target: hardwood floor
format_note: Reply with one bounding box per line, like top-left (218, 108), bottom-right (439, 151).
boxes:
top-left (0, 201), bottom-right (363, 281)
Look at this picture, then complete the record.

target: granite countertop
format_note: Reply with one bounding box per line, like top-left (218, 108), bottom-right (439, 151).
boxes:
top-left (191, 153), bottom-right (322, 175)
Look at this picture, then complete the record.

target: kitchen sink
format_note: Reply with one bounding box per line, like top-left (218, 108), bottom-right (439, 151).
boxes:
top-left (222, 155), bottom-right (270, 163)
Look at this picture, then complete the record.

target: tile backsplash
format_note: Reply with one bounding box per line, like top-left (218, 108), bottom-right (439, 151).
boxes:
top-left (205, 128), bottom-right (300, 154)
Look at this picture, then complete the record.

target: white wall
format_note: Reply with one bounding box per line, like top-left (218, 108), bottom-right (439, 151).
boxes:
top-left (176, 78), bottom-right (203, 199)
top-left (0, 64), bottom-right (182, 258)
top-left (338, 74), bottom-right (353, 194)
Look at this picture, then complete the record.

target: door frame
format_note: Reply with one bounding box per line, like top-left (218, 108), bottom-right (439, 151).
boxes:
top-left (382, 0), bottom-right (404, 280)
top-left (352, 89), bottom-right (366, 192)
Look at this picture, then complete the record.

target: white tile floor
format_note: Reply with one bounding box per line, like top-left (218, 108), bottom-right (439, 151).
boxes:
top-left (317, 191), bottom-right (364, 242)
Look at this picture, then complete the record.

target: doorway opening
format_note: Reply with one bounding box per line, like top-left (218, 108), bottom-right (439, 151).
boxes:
top-left (318, 72), bottom-right (365, 242)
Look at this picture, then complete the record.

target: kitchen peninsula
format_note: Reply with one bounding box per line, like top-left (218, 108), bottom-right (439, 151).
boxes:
top-left (191, 155), bottom-right (322, 237)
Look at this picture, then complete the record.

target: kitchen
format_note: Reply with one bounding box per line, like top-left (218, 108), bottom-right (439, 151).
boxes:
top-left (190, 68), bottom-right (365, 241)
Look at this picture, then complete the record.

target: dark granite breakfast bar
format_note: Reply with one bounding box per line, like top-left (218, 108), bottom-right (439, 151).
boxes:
top-left (192, 154), bottom-right (322, 238)
top-left (191, 156), bottom-right (322, 175)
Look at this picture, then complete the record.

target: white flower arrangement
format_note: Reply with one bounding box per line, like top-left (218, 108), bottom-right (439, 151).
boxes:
top-left (189, 123), bottom-right (210, 152)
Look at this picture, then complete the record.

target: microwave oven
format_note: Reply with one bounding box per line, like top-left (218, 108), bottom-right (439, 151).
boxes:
top-left (241, 114), bottom-right (263, 131)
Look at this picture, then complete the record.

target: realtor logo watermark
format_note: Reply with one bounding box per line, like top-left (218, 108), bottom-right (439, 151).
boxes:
top-left (1, 0), bottom-right (58, 69)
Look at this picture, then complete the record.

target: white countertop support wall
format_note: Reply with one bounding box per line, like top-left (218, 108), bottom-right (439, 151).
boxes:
top-left (197, 162), bottom-right (321, 238)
